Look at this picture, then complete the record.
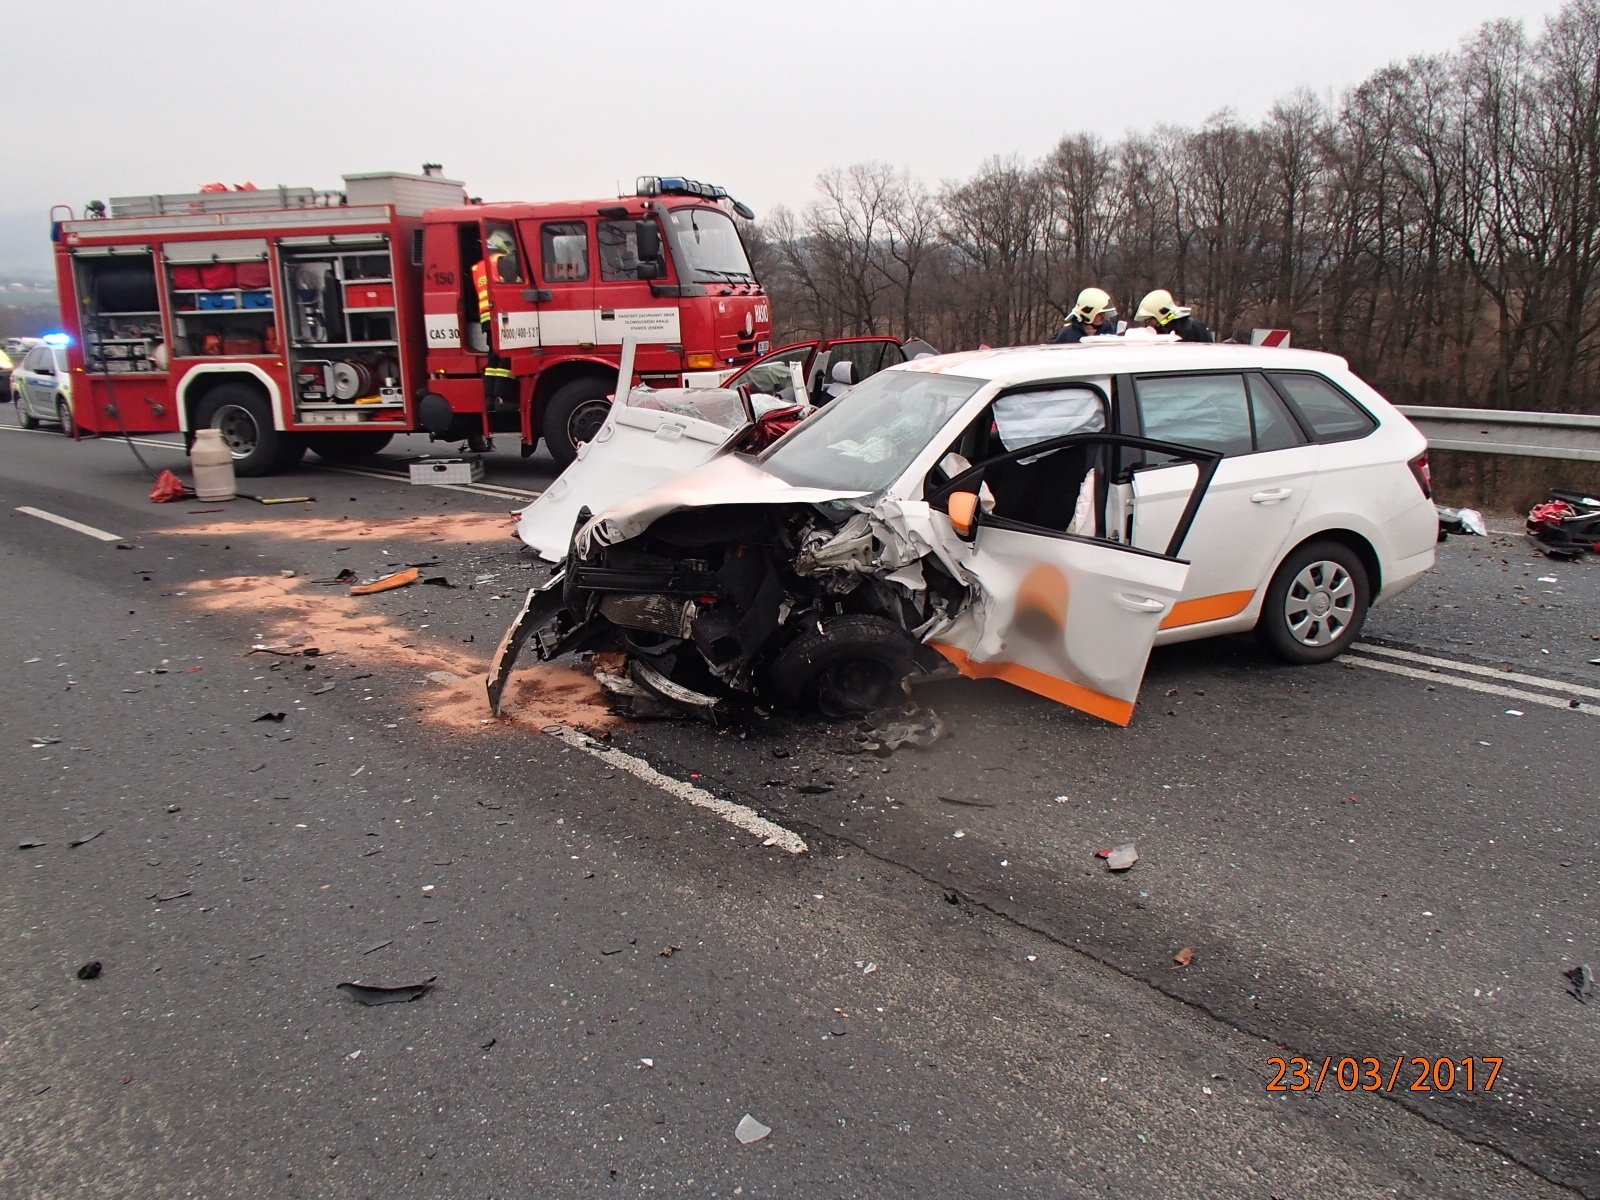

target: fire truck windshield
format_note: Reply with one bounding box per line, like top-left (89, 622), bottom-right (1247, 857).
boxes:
top-left (666, 207), bottom-right (755, 282)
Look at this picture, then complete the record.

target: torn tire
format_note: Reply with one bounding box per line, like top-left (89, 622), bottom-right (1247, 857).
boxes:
top-left (766, 614), bottom-right (919, 717)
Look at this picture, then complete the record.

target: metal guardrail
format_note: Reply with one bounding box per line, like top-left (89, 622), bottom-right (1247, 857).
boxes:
top-left (1395, 405), bottom-right (1600, 463)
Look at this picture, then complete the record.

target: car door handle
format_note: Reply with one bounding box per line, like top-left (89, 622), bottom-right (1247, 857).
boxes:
top-left (1114, 593), bottom-right (1168, 613)
top-left (1250, 487), bottom-right (1293, 503)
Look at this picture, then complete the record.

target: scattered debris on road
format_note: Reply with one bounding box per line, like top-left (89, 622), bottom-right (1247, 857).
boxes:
top-left (1097, 843), bottom-right (1139, 871)
top-left (658, 945), bottom-right (680, 958)
top-left (76, 961), bottom-right (102, 980)
top-left (854, 703), bottom-right (947, 754)
top-left (17, 838), bottom-right (44, 849)
top-left (1527, 490), bottom-right (1600, 559)
top-left (252, 712), bottom-right (287, 723)
top-left (349, 567), bottom-right (419, 596)
top-left (734, 1114), bottom-right (772, 1144)
top-left (248, 632), bottom-right (322, 657)
top-left (150, 890), bottom-right (191, 902)
top-left (336, 977), bottom-right (436, 1006)
top-left (1566, 964), bottom-right (1594, 1003)
top-left (1435, 505), bottom-right (1486, 537)
top-left (1173, 947), bottom-right (1195, 968)
top-left (68, 829), bottom-right (104, 848)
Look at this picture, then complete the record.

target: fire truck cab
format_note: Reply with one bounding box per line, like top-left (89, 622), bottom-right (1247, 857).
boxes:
top-left (415, 176), bottom-right (770, 465)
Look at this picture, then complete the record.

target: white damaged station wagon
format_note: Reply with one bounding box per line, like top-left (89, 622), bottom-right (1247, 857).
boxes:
top-left (491, 334), bottom-right (1438, 726)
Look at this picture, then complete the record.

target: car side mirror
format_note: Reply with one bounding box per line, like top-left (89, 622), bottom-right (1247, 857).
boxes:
top-left (636, 220), bottom-right (661, 263)
top-left (947, 490), bottom-right (980, 540)
top-left (635, 259), bottom-right (661, 281)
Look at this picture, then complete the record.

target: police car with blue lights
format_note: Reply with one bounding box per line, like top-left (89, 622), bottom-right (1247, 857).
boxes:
top-left (11, 334), bottom-right (74, 434)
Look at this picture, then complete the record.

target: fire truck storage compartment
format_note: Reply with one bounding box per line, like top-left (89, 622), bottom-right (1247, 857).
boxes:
top-left (164, 238), bottom-right (275, 359)
top-left (72, 246), bottom-right (165, 373)
top-left (278, 235), bottom-right (403, 422)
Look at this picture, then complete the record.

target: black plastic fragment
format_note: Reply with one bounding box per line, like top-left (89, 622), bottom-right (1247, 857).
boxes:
top-left (76, 961), bottom-right (102, 980)
top-left (337, 977), bottom-right (437, 1006)
top-left (253, 712), bottom-right (287, 723)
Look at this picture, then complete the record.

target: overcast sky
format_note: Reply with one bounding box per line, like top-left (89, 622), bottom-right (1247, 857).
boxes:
top-left (0, 0), bottom-right (1571, 274)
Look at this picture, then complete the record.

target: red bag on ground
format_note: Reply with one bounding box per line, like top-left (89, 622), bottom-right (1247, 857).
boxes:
top-left (150, 470), bottom-right (188, 503)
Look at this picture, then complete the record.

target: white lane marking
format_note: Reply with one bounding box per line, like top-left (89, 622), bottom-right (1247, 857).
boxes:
top-left (1346, 655), bottom-right (1593, 715)
top-left (1352, 642), bottom-right (1600, 701)
top-left (545, 724), bottom-right (808, 854)
top-left (308, 463), bottom-right (541, 503)
top-left (425, 669), bottom-right (807, 853)
top-left (14, 506), bottom-right (123, 542)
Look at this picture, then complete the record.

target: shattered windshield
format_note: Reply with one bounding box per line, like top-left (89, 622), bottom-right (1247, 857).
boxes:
top-left (758, 370), bottom-right (985, 492)
top-left (625, 386), bottom-right (748, 432)
top-left (666, 207), bottom-right (755, 281)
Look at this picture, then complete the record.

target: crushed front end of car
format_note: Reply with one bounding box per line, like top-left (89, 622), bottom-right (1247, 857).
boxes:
top-left (491, 458), bottom-right (966, 722)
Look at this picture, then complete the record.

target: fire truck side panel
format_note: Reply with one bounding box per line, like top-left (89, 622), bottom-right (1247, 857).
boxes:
top-left (55, 206), bottom-right (425, 440)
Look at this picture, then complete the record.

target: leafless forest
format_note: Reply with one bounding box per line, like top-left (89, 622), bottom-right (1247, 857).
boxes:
top-left (747, 1), bottom-right (1600, 413)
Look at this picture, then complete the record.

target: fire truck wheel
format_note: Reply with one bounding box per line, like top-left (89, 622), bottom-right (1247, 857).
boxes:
top-left (195, 386), bottom-right (305, 476)
top-left (305, 431), bottom-right (395, 463)
top-left (543, 375), bottom-right (614, 467)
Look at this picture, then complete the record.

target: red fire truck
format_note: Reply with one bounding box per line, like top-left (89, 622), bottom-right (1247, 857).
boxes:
top-left (50, 169), bottom-right (772, 473)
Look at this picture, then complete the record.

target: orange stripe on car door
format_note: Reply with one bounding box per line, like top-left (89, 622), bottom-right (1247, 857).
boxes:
top-left (1159, 589), bottom-right (1256, 630)
top-left (930, 644), bottom-right (1136, 726)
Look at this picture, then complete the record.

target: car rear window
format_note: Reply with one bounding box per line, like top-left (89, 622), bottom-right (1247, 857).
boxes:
top-left (1267, 372), bottom-right (1376, 442)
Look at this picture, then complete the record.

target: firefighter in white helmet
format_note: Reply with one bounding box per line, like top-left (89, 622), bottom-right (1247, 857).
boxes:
top-left (1052, 287), bottom-right (1117, 344)
top-left (1134, 289), bottom-right (1214, 342)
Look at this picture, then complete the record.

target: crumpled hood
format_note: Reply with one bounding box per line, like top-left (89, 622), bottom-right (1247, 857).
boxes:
top-left (575, 455), bottom-right (869, 555)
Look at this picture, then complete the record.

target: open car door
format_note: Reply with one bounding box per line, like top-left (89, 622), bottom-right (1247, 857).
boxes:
top-left (926, 433), bottom-right (1220, 725)
top-left (516, 386), bottom-right (752, 561)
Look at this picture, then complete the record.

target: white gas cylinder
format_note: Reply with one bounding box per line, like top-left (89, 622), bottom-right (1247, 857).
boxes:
top-left (191, 427), bottom-right (237, 501)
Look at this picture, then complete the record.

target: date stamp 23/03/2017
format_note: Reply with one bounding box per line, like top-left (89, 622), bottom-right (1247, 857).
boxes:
top-left (1267, 1056), bottom-right (1502, 1093)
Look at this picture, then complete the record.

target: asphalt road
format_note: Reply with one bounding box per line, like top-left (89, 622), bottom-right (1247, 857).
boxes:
top-left (1, 417), bottom-right (1595, 1199)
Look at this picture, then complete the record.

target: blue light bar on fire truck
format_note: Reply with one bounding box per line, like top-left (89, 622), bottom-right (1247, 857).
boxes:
top-left (635, 176), bottom-right (755, 220)
top-left (636, 176), bottom-right (726, 200)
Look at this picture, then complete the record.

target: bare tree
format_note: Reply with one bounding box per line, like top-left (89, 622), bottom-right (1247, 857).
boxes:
top-left (747, 0), bottom-right (1600, 413)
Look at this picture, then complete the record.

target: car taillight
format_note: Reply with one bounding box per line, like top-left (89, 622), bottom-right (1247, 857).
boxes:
top-left (1408, 451), bottom-right (1432, 499)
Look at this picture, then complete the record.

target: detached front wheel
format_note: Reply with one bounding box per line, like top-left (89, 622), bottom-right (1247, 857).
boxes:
top-left (1256, 540), bottom-right (1370, 664)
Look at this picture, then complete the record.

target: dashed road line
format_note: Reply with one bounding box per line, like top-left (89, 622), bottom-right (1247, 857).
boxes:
top-left (306, 463), bottom-right (541, 503)
top-left (1353, 642), bottom-right (1600, 700)
top-left (1345, 652), bottom-right (1593, 715)
top-left (14, 505), bottom-right (123, 542)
